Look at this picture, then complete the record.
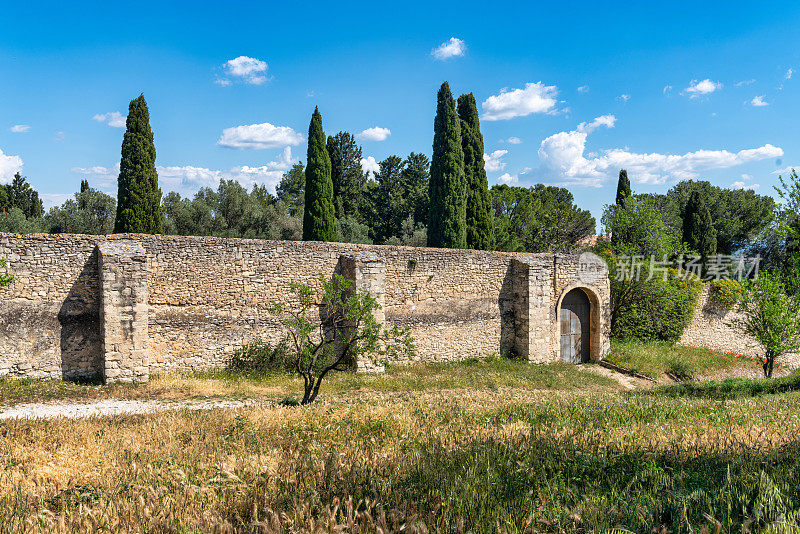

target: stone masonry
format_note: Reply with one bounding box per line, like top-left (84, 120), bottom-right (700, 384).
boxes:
top-left (97, 241), bottom-right (149, 383)
top-left (0, 233), bottom-right (611, 380)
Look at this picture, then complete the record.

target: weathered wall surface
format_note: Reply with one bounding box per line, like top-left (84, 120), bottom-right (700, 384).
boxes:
top-left (0, 233), bottom-right (611, 380)
top-left (679, 284), bottom-right (800, 369)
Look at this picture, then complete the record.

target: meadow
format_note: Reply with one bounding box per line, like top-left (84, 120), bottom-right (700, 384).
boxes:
top-left (1, 346), bottom-right (800, 533)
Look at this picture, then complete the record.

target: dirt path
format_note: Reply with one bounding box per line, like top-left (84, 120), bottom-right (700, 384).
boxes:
top-left (0, 398), bottom-right (269, 420)
top-left (580, 364), bottom-right (652, 390)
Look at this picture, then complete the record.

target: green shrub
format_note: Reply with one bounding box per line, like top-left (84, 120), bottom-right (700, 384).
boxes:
top-left (612, 268), bottom-right (703, 343)
top-left (709, 279), bottom-right (743, 308)
top-left (227, 340), bottom-right (291, 373)
top-left (0, 258), bottom-right (13, 288)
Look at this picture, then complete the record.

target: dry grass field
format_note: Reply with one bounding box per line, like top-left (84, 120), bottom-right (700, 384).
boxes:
top-left (2, 350), bottom-right (800, 532)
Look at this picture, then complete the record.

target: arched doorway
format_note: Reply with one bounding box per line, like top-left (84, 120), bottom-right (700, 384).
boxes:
top-left (560, 288), bottom-right (591, 363)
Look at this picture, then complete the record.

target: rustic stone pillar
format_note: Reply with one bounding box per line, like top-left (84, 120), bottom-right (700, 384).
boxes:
top-left (338, 252), bottom-right (386, 373)
top-left (511, 257), bottom-right (554, 363)
top-left (97, 241), bottom-right (149, 383)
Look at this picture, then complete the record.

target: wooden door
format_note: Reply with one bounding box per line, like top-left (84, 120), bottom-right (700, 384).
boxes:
top-left (560, 289), bottom-right (590, 363)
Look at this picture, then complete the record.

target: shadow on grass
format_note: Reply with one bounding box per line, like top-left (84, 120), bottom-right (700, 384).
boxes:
top-left (651, 372), bottom-right (800, 399)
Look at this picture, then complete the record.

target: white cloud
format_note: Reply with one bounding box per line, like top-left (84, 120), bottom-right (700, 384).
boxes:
top-left (750, 95), bottom-right (769, 107)
top-left (10, 124), bottom-right (30, 133)
top-left (616, 94), bottom-right (631, 102)
top-left (73, 147), bottom-right (297, 197)
top-left (217, 123), bottom-right (304, 149)
top-left (483, 150), bottom-right (508, 173)
top-left (503, 136), bottom-right (522, 144)
top-left (219, 56), bottom-right (270, 85)
top-left (663, 85), bottom-right (673, 95)
top-left (356, 127), bottom-right (391, 142)
top-left (0, 149), bottom-right (24, 184)
top-left (577, 85), bottom-right (589, 93)
top-left (786, 68), bottom-right (793, 80)
top-left (92, 112), bottom-right (126, 128)
top-left (576, 114), bottom-right (616, 133)
top-left (731, 181), bottom-right (759, 191)
top-left (735, 79), bottom-right (756, 87)
top-left (431, 37), bottom-right (466, 60)
top-left (360, 156), bottom-right (380, 177)
top-left (497, 172), bottom-right (518, 185)
top-left (741, 173), bottom-right (753, 181)
top-left (481, 82), bottom-right (559, 121)
top-left (533, 116), bottom-right (782, 187)
top-left (683, 79), bottom-right (722, 98)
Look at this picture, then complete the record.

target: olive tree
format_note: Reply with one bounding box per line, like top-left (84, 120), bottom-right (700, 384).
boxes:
top-left (733, 272), bottom-right (800, 378)
top-left (272, 274), bottom-right (413, 404)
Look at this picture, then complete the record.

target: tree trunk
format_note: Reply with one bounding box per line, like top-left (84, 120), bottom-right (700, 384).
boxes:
top-left (763, 352), bottom-right (775, 378)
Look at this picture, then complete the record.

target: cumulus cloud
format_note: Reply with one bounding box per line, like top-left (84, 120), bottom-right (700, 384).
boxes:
top-left (73, 147), bottom-right (297, 197)
top-left (750, 95), bottom-right (769, 107)
top-left (10, 124), bottom-right (30, 133)
top-left (218, 56), bottom-right (270, 85)
top-left (217, 123), bottom-right (304, 149)
top-left (577, 85), bottom-right (589, 93)
top-left (683, 79), bottom-right (722, 98)
top-left (503, 137), bottom-right (522, 144)
top-left (483, 150), bottom-right (508, 173)
top-left (731, 181), bottom-right (759, 191)
top-left (497, 172), bottom-right (518, 185)
top-left (0, 149), bottom-right (24, 184)
top-left (533, 115), bottom-right (782, 187)
top-left (481, 82), bottom-right (559, 121)
top-left (616, 94), bottom-right (631, 102)
top-left (360, 156), bottom-right (380, 177)
top-left (663, 85), bottom-right (673, 95)
top-left (431, 37), bottom-right (466, 60)
top-left (786, 68), bottom-right (794, 80)
top-left (576, 114), bottom-right (616, 133)
top-left (356, 127), bottom-right (391, 142)
top-left (92, 112), bottom-right (126, 128)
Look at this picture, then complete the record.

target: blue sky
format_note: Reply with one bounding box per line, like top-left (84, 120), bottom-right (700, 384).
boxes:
top-left (2, 1), bottom-right (799, 227)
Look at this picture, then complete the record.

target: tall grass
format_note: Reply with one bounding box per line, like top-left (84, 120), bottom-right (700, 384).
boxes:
top-left (2, 388), bottom-right (800, 532)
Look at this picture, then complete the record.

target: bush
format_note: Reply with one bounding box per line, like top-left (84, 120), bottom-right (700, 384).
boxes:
top-left (227, 340), bottom-right (291, 373)
top-left (709, 279), bottom-right (743, 308)
top-left (612, 268), bottom-right (703, 343)
top-left (0, 258), bottom-right (13, 288)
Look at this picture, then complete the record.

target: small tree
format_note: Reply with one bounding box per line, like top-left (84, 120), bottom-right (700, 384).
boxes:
top-left (0, 258), bottom-right (13, 288)
top-left (733, 272), bottom-right (800, 378)
top-left (271, 274), bottom-right (413, 404)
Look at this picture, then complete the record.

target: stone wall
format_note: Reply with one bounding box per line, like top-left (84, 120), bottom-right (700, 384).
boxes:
top-left (679, 284), bottom-right (800, 368)
top-left (0, 233), bottom-right (611, 380)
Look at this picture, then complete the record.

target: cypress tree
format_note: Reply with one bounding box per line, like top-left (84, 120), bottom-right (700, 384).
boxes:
top-left (302, 107), bottom-right (337, 242)
top-left (428, 82), bottom-right (466, 249)
top-left (114, 94), bottom-right (162, 234)
top-left (615, 169), bottom-right (631, 205)
top-left (458, 93), bottom-right (494, 250)
top-left (683, 190), bottom-right (717, 268)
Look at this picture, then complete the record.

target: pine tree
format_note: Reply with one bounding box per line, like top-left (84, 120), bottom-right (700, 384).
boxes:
top-left (683, 190), bottom-right (717, 268)
top-left (303, 107), bottom-right (337, 242)
top-left (615, 169), bottom-right (631, 205)
top-left (114, 94), bottom-right (162, 234)
top-left (428, 82), bottom-right (465, 248)
top-left (457, 93), bottom-right (494, 250)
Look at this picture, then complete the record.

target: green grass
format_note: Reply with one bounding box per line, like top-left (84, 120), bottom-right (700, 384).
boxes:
top-left (654, 371), bottom-right (800, 399)
top-left (606, 340), bottom-right (755, 379)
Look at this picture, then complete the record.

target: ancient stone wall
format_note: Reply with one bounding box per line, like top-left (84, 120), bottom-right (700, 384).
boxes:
top-left (0, 233), bottom-right (612, 380)
top-left (679, 284), bottom-right (800, 368)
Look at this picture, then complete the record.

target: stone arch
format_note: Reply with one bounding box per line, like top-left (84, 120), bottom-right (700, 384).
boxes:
top-left (555, 283), bottom-right (603, 362)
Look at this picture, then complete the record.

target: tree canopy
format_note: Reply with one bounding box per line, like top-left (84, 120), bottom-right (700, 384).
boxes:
top-left (303, 107), bottom-right (337, 242)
